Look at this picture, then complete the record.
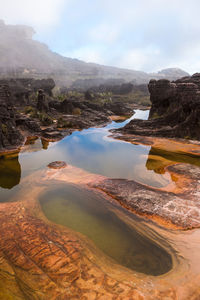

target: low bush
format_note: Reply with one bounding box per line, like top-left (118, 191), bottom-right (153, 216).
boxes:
top-left (72, 108), bottom-right (81, 115)
top-left (38, 113), bottom-right (53, 126)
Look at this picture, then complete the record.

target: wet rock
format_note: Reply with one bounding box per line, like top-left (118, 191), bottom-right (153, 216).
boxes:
top-left (0, 201), bottom-right (145, 299)
top-left (90, 162), bottom-right (200, 229)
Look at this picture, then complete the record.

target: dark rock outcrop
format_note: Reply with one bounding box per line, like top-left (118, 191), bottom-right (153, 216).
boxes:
top-left (0, 78), bottom-right (55, 106)
top-left (37, 89), bottom-right (49, 112)
top-left (104, 101), bottom-right (133, 116)
top-left (0, 78), bottom-right (55, 151)
top-left (0, 85), bottom-right (23, 150)
top-left (117, 73), bottom-right (200, 140)
top-left (15, 115), bottom-right (41, 133)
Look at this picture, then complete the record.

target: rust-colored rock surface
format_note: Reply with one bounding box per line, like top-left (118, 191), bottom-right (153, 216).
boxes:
top-left (43, 161), bottom-right (200, 230)
top-left (0, 201), bottom-right (145, 299)
top-left (1, 161), bottom-right (200, 299)
top-left (1, 133), bottom-right (200, 298)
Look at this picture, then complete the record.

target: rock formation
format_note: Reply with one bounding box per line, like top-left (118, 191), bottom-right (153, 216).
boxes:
top-left (0, 76), bottom-right (135, 152)
top-left (37, 89), bottom-right (49, 112)
top-left (0, 78), bottom-right (55, 151)
top-left (117, 73), bottom-right (200, 140)
top-left (0, 85), bottom-right (23, 150)
top-left (0, 78), bottom-right (55, 106)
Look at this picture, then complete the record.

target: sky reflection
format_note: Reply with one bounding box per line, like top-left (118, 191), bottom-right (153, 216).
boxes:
top-left (0, 109), bottom-right (170, 202)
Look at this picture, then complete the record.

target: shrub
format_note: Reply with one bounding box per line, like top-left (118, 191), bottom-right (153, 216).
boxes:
top-left (38, 113), bottom-right (53, 126)
top-left (24, 106), bottom-right (35, 114)
top-left (1, 124), bottom-right (8, 135)
top-left (72, 108), bottom-right (81, 115)
top-left (57, 117), bottom-right (73, 128)
top-left (29, 109), bottom-right (39, 119)
top-left (57, 94), bottom-right (66, 102)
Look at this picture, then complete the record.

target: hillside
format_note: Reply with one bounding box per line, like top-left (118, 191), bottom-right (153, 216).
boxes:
top-left (0, 20), bottom-right (189, 87)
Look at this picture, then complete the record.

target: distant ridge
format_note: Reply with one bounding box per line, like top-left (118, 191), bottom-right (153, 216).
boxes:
top-left (0, 20), bottom-right (189, 87)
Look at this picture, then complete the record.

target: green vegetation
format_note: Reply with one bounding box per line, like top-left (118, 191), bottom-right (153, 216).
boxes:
top-left (29, 109), bottom-right (39, 119)
top-left (1, 124), bottom-right (8, 136)
top-left (38, 113), bottom-right (53, 126)
top-left (67, 91), bottom-right (83, 98)
top-left (112, 91), bottom-right (150, 106)
top-left (57, 94), bottom-right (66, 102)
top-left (24, 106), bottom-right (53, 126)
top-left (151, 112), bottom-right (160, 119)
top-left (72, 108), bottom-right (81, 115)
top-left (24, 106), bottom-right (35, 114)
top-left (57, 117), bottom-right (73, 128)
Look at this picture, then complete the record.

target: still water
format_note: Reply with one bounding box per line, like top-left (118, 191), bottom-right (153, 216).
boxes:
top-left (0, 109), bottom-right (171, 202)
top-left (40, 183), bottom-right (172, 276)
top-left (0, 109), bottom-right (183, 275)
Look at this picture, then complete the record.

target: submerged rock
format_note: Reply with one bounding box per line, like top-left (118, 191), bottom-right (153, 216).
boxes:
top-left (48, 161), bottom-right (67, 169)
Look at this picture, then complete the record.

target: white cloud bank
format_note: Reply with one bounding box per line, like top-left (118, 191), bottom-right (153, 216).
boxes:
top-left (0, 0), bottom-right (200, 73)
top-left (0, 0), bottom-right (67, 31)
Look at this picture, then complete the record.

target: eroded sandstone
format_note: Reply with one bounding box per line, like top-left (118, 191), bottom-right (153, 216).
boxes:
top-left (0, 160), bottom-right (200, 299)
top-left (115, 73), bottom-right (200, 140)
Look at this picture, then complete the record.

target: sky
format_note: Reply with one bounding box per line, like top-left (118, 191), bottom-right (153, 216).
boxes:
top-left (0, 0), bottom-right (200, 74)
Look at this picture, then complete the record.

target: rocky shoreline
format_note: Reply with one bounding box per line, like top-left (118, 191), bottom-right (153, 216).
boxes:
top-left (1, 159), bottom-right (200, 299)
top-left (0, 77), bottom-right (134, 154)
top-left (114, 73), bottom-right (200, 141)
top-left (1, 74), bottom-right (200, 299)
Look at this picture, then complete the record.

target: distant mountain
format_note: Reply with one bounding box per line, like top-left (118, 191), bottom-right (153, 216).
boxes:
top-left (0, 20), bottom-right (189, 87)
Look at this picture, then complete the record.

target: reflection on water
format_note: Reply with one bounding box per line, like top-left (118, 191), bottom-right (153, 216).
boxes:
top-left (41, 139), bottom-right (49, 150)
top-left (146, 147), bottom-right (200, 173)
top-left (19, 109), bottom-right (166, 187)
top-left (40, 184), bottom-right (172, 276)
top-left (0, 153), bottom-right (22, 202)
top-left (1, 109), bottom-right (200, 196)
top-left (0, 154), bottom-right (21, 189)
top-left (22, 137), bottom-right (50, 152)
top-left (3, 108), bottom-right (199, 199)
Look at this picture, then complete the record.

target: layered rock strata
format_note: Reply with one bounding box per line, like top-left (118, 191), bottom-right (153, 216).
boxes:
top-left (117, 73), bottom-right (200, 140)
top-left (0, 85), bottom-right (23, 150)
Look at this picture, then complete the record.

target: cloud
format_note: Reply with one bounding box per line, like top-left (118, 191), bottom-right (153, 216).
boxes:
top-left (61, 0), bottom-right (200, 73)
top-left (89, 23), bottom-right (120, 44)
top-left (0, 0), bottom-right (200, 73)
top-left (118, 46), bottom-right (161, 71)
top-left (64, 46), bottom-right (106, 64)
top-left (0, 0), bottom-right (67, 31)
